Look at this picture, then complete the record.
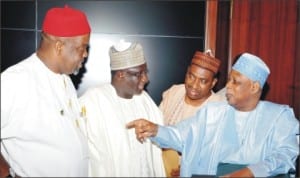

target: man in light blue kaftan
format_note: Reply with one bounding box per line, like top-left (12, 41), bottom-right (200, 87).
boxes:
top-left (127, 52), bottom-right (300, 177)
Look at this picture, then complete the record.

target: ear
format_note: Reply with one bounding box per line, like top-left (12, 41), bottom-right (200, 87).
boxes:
top-left (55, 40), bottom-right (64, 54)
top-left (211, 78), bottom-right (218, 89)
top-left (251, 81), bottom-right (260, 94)
top-left (117, 71), bottom-right (125, 78)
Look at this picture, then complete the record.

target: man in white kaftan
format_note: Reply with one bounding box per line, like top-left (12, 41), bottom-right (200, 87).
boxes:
top-left (80, 84), bottom-right (165, 176)
top-left (79, 41), bottom-right (165, 177)
top-left (127, 53), bottom-right (300, 177)
top-left (1, 54), bottom-right (88, 176)
top-left (1, 5), bottom-right (91, 177)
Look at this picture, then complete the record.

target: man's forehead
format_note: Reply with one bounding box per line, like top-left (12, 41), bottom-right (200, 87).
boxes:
top-left (189, 63), bottom-right (215, 74)
top-left (124, 63), bottom-right (147, 71)
top-left (229, 70), bottom-right (252, 82)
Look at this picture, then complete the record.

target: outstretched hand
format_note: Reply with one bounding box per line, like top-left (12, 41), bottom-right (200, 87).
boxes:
top-left (126, 119), bottom-right (158, 143)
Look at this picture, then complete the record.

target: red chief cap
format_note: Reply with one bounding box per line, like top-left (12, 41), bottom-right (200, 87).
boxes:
top-left (191, 50), bottom-right (221, 74)
top-left (42, 5), bottom-right (91, 37)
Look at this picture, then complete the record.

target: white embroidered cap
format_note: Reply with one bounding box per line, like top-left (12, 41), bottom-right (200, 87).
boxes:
top-left (109, 40), bottom-right (146, 71)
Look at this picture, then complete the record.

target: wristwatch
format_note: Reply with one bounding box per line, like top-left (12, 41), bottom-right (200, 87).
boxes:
top-left (8, 167), bottom-right (16, 178)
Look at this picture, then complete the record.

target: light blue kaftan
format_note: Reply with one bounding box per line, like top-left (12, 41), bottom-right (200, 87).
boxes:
top-left (151, 101), bottom-right (299, 177)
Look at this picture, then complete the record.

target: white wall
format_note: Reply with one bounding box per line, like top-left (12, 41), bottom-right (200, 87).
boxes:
top-left (77, 33), bottom-right (114, 96)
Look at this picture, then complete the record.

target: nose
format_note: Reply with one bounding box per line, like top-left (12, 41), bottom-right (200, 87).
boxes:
top-left (83, 48), bottom-right (88, 58)
top-left (140, 73), bottom-right (149, 83)
top-left (190, 79), bottom-right (201, 89)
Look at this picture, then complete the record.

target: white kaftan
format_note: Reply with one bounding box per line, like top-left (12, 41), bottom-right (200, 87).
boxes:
top-left (1, 53), bottom-right (88, 177)
top-left (79, 84), bottom-right (166, 177)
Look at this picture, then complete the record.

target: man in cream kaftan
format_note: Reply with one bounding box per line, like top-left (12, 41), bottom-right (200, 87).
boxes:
top-left (159, 51), bottom-right (224, 177)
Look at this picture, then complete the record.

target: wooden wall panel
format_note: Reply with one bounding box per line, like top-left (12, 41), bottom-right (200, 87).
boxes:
top-left (215, 1), bottom-right (231, 90)
top-left (293, 1), bottom-right (300, 122)
top-left (230, 0), bottom-right (298, 109)
top-left (205, 0), bottom-right (218, 55)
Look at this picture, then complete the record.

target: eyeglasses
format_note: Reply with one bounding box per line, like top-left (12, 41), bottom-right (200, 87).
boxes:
top-left (124, 69), bottom-right (148, 78)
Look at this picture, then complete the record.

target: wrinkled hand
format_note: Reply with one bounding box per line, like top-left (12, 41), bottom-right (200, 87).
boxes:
top-left (220, 167), bottom-right (254, 178)
top-left (126, 119), bottom-right (158, 143)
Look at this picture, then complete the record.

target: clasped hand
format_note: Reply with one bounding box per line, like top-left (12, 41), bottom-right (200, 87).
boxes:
top-left (126, 119), bottom-right (158, 143)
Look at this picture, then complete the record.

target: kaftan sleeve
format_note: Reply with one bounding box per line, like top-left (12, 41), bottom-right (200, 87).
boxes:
top-left (1, 71), bottom-right (17, 129)
top-left (151, 125), bottom-right (183, 151)
top-left (247, 107), bottom-right (299, 177)
top-left (1, 69), bottom-right (29, 138)
top-left (151, 107), bottom-right (207, 153)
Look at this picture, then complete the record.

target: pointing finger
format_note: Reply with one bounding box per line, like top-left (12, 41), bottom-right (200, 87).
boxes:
top-left (126, 120), bottom-right (137, 129)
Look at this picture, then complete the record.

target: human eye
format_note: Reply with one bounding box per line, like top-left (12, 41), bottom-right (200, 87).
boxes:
top-left (232, 78), bottom-right (241, 85)
top-left (186, 73), bottom-right (194, 80)
top-left (143, 69), bottom-right (149, 75)
top-left (126, 71), bottom-right (141, 78)
top-left (134, 72), bottom-right (141, 77)
top-left (200, 79), bottom-right (207, 84)
top-left (227, 77), bottom-right (235, 84)
top-left (77, 46), bottom-right (85, 53)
